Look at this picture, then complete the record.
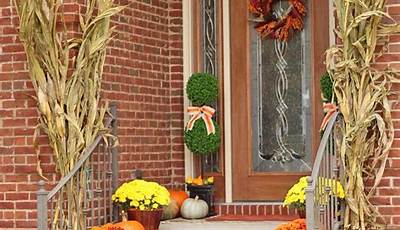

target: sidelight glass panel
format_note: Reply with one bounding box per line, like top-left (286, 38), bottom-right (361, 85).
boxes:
top-left (251, 1), bottom-right (312, 172)
top-left (200, 0), bottom-right (220, 173)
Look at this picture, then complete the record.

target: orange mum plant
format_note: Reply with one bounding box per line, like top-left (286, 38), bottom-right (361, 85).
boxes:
top-left (275, 218), bottom-right (306, 230)
top-left (186, 176), bottom-right (214, 186)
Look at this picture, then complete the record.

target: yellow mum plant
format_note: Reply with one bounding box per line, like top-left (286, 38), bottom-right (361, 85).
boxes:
top-left (283, 176), bottom-right (345, 210)
top-left (112, 179), bottom-right (170, 211)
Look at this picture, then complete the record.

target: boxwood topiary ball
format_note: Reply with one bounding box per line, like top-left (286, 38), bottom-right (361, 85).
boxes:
top-left (186, 73), bottom-right (218, 106)
top-left (184, 119), bottom-right (221, 155)
top-left (320, 72), bottom-right (333, 102)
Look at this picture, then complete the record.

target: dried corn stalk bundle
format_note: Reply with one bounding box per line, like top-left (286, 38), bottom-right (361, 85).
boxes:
top-left (326, 0), bottom-right (400, 229)
top-left (14, 0), bottom-right (122, 229)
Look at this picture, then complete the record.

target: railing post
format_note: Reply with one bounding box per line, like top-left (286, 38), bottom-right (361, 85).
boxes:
top-left (110, 102), bottom-right (119, 221)
top-left (37, 180), bottom-right (48, 230)
top-left (306, 176), bottom-right (315, 230)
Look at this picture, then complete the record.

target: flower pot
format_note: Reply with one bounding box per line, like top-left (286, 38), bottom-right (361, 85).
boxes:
top-left (127, 208), bottom-right (163, 230)
top-left (297, 209), bottom-right (306, 219)
top-left (186, 184), bottom-right (215, 216)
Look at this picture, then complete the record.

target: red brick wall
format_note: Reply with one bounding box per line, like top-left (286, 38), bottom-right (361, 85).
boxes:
top-left (368, 2), bottom-right (400, 229)
top-left (103, 0), bottom-right (184, 186)
top-left (0, 0), bottom-right (184, 228)
top-left (331, 2), bottom-right (400, 229)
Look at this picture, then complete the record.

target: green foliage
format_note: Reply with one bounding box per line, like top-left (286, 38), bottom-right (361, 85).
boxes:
top-left (186, 73), bottom-right (218, 106)
top-left (184, 119), bottom-right (221, 155)
top-left (320, 72), bottom-right (333, 102)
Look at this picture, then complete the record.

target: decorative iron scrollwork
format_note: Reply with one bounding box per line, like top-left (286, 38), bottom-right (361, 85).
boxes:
top-left (201, 0), bottom-right (220, 173)
top-left (256, 4), bottom-right (305, 164)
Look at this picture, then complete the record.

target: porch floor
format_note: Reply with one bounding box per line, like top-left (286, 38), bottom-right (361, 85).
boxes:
top-left (159, 218), bottom-right (284, 230)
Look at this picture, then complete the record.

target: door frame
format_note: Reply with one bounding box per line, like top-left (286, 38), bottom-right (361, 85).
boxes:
top-left (230, 0), bottom-right (330, 201)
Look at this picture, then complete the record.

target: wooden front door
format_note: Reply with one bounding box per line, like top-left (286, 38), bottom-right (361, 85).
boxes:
top-left (231, 0), bottom-right (329, 201)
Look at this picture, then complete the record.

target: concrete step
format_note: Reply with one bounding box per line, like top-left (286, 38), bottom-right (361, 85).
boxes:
top-left (159, 218), bottom-right (284, 230)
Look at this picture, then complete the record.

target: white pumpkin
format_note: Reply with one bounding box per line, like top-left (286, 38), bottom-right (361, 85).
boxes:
top-left (180, 196), bottom-right (209, 219)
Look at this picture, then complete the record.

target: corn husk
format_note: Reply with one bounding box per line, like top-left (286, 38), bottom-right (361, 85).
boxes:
top-left (326, 0), bottom-right (400, 229)
top-left (14, 0), bottom-right (123, 229)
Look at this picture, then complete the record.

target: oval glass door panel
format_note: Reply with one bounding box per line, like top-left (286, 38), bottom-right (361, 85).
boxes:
top-left (251, 1), bottom-right (312, 172)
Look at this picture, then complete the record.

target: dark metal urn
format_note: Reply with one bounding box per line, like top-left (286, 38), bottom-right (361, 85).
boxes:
top-left (186, 184), bottom-right (215, 216)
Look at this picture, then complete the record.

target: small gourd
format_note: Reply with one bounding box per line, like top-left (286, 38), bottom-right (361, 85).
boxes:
top-left (162, 199), bottom-right (180, 220)
top-left (180, 196), bottom-right (209, 219)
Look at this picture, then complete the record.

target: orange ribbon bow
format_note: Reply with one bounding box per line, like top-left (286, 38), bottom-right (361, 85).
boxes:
top-left (187, 106), bottom-right (216, 135)
top-left (320, 103), bottom-right (338, 131)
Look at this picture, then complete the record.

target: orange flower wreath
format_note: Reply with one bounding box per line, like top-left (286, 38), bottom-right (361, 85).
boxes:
top-left (249, 0), bottom-right (307, 41)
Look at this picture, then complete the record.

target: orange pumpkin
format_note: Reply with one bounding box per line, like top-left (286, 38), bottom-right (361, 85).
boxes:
top-left (107, 227), bottom-right (124, 230)
top-left (92, 222), bottom-right (144, 230)
top-left (103, 223), bottom-right (114, 229)
top-left (168, 190), bottom-right (189, 208)
top-left (111, 221), bottom-right (145, 230)
top-left (92, 223), bottom-right (113, 230)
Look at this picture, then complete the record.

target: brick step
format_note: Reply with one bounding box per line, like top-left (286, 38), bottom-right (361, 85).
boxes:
top-left (214, 203), bottom-right (301, 218)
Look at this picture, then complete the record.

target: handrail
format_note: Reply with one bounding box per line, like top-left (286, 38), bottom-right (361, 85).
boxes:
top-left (37, 103), bottom-right (118, 230)
top-left (309, 111), bottom-right (339, 186)
top-left (46, 117), bottom-right (113, 199)
top-left (306, 111), bottom-right (344, 230)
